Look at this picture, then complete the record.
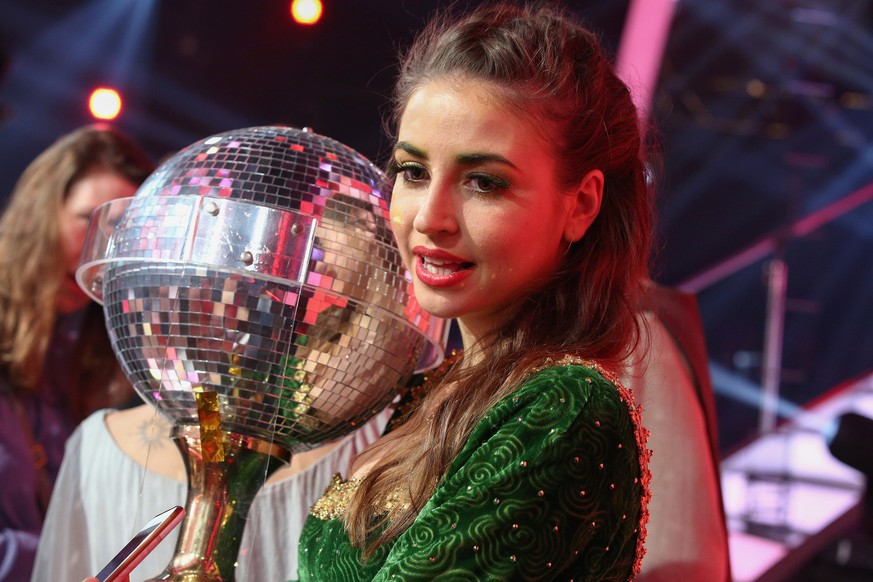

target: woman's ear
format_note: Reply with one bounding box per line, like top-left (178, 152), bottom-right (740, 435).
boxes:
top-left (563, 169), bottom-right (603, 243)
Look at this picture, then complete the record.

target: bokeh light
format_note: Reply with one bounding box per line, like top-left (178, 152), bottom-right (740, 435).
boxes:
top-left (88, 87), bottom-right (122, 120)
top-left (290, 0), bottom-right (323, 25)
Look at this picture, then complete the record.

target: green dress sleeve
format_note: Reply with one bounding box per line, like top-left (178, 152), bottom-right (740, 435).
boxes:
top-left (298, 361), bottom-right (649, 582)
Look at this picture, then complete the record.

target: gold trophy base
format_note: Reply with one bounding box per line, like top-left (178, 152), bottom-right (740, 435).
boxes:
top-left (146, 425), bottom-right (290, 582)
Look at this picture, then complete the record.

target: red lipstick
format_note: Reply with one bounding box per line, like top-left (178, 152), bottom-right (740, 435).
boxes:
top-left (412, 246), bottom-right (474, 288)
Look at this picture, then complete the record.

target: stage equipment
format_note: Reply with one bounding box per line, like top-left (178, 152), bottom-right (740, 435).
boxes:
top-left (829, 412), bottom-right (873, 535)
top-left (78, 126), bottom-right (446, 581)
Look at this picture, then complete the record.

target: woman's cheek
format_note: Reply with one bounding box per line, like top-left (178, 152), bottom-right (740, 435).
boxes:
top-left (386, 210), bottom-right (409, 265)
top-left (389, 201), bottom-right (416, 241)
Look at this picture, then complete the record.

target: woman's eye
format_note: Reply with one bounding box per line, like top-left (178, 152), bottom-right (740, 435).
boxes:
top-left (390, 162), bottom-right (428, 184)
top-left (466, 174), bottom-right (509, 194)
top-left (403, 165), bottom-right (428, 182)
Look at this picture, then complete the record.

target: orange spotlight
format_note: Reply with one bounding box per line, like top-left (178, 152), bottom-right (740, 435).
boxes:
top-left (291, 0), bottom-right (322, 25)
top-left (89, 87), bottom-right (122, 120)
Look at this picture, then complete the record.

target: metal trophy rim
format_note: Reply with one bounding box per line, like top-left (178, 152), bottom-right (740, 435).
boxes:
top-left (77, 195), bottom-right (449, 374)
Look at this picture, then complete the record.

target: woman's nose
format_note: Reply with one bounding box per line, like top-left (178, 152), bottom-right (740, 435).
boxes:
top-left (412, 182), bottom-right (458, 236)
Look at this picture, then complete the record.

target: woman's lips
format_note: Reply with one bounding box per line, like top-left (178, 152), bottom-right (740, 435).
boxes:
top-left (412, 247), bottom-right (474, 288)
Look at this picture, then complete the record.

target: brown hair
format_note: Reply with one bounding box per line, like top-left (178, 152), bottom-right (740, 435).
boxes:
top-left (348, 2), bottom-right (653, 555)
top-left (0, 125), bottom-right (154, 397)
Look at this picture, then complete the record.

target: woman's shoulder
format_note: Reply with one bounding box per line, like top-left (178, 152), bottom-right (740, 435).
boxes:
top-left (71, 408), bottom-right (113, 447)
top-left (528, 355), bottom-right (621, 381)
top-left (65, 408), bottom-right (144, 472)
top-left (481, 355), bottom-right (650, 473)
top-left (512, 355), bottom-right (634, 413)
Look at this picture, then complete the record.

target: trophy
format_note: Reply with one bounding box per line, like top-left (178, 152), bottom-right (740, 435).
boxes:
top-left (77, 126), bottom-right (446, 581)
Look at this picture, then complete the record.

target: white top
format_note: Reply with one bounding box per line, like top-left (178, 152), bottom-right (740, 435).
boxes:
top-left (622, 311), bottom-right (728, 580)
top-left (31, 408), bottom-right (391, 582)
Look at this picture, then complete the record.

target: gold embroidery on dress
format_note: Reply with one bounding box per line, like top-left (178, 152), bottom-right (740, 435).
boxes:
top-left (310, 474), bottom-right (362, 520)
top-left (309, 473), bottom-right (411, 521)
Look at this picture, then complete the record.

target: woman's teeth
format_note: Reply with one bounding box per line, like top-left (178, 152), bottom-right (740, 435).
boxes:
top-left (421, 256), bottom-right (474, 275)
top-left (422, 257), bottom-right (457, 275)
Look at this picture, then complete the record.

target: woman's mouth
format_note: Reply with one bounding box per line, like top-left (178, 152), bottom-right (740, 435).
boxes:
top-left (420, 256), bottom-right (474, 275)
top-left (413, 249), bottom-right (474, 288)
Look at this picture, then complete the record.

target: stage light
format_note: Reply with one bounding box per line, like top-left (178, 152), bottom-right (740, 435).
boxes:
top-left (88, 87), bottom-right (122, 120)
top-left (291, 0), bottom-right (322, 25)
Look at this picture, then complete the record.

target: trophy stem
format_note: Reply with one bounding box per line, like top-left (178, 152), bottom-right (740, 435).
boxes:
top-left (147, 425), bottom-right (290, 582)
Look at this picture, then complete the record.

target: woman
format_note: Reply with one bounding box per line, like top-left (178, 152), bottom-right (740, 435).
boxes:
top-left (0, 125), bottom-right (153, 580)
top-left (297, 3), bottom-right (653, 580)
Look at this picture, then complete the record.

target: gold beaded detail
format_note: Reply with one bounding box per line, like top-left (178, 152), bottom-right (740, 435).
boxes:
top-left (380, 483), bottom-right (412, 520)
top-left (310, 474), bottom-right (362, 520)
top-left (310, 474), bottom-right (412, 521)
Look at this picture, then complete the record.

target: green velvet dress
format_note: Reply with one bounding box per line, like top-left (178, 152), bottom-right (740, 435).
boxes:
top-left (297, 358), bottom-right (650, 581)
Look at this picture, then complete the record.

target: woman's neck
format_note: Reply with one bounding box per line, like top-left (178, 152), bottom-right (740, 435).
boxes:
top-left (457, 320), bottom-right (486, 367)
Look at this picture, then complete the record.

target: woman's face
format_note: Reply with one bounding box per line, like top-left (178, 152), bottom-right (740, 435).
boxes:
top-left (389, 79), bottom-right (600, 340)
top-left (57, 167), bottom-right (139, 314)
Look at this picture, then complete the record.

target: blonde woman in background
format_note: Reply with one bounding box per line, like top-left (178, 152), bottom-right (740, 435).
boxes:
top-left (0, 125), bottom-right (154, 580)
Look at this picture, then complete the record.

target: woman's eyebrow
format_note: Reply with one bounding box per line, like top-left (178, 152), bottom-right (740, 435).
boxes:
top-left (455, 152), bottom-right (517, 169)
top-left (395, 142), bottom-right (517, 170)
top-left (394, 141), bottom-right (426, 158)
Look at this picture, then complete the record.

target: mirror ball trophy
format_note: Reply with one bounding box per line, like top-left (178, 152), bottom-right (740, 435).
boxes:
top-left (77, 126), bottom-right (446, 581)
